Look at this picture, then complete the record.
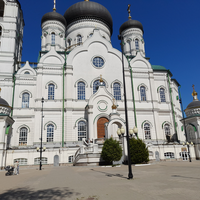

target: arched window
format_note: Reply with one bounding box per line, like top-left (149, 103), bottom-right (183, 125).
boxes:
top-left (51, 33), bottom-right (55, 45)
top-left (78, 121), bottom-right (86, 141)
top-left (24, 71), bottom-right (30, 74)
top-left (19, 127), bottom-right (28, 145)
top-left (68, 39), bottom-right (71, 47)
top-left (164, 124), bottom-right (170, 136)
top-left (187, 125), bottom-right (196, 141)
top-left (88, 33), bottom-right (93, 38)
top-left (77, 35), bottom-right (82, 46)
top-left (22, 93), bottom-right (30, 108)
top-left (48, 84), bottom-right (55, 100)
top-left (113, 83), bottom-right (121, 100)
top-left (127, 40), bottom-right (131, 53)
top-left (140, 86), bottom-right (146, 101)
top-left (77, 82), bottom-right (85, 100)
top-left (93, 80), bottom-right (105, 94)
top-left (47, 124), bottom-right (54, 142)
top-left (144, 123), bottom-right (151, 139)
top-left (135, 39), bottom-right (139, 50)
top-left (0, 1), bottom-right (4, 17)
top-left (160, 88), bottom-right (166, 102)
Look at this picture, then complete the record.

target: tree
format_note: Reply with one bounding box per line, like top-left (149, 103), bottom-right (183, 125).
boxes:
top-left (129, 138), bottom-right (149, 164)
top-left (101, 137), bottom-right (122, 164)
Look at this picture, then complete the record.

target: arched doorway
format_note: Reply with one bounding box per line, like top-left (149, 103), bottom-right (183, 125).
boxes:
top-left (97, 117), bottom-right (109, 138)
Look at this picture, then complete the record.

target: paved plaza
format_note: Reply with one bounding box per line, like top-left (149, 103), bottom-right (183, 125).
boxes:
top-left (0, 161), bottom-right (199, 200)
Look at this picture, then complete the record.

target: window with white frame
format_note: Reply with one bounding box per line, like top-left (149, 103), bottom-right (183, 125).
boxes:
top-left (51, 33), bottom-right (55, 45)
top-left (47, 124), bottom-right (54, 142)
top-left (68, 39), bottom-right (71, 47)
top-left (113, 83), bottom-right (121, 100)
top-left (88, 33), bottom-right (93, 38)
top-left (179, 152), bottom-right (189, 161)
top-left (22, 92), bottom-right (30, 108)
top-left (135, 39), bottom-right (139, 50)
top-left (93, 80), bottom-right (105, 94)
top-left (14, 158), bottom-right (27, 166)
top-left (77, 82), bottom-right (85, 100)
top-left (140, 86), bottom-right (146, 101)
top-left (92, 57), bottom-right (104, 68)
top-left (68, 156), bottom-right (73, 163)
top-left (187, 125), bottom-right (196, 141)
top-left (144, 123), bottom-right (151, 139)
top-left (164, 124), bottom-right (170, 136)
top-left (164, 152), bottom-right (174, 159)
top-left (48, 84), bottom-right (55, 100)
top-left (19, 127), bottom-right (28, 145)
top-left (34, 157), bottom-right (48, 165)
top-left (78, 121), bottom-right (87, 141)
top-left (77, 35), bottom-right (82, 45)
top-left (160, 88), bottom-right (166, 102)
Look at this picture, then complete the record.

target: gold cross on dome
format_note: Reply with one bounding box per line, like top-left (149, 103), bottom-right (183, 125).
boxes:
top-left (53, 0), bottom-right (56, 11)
top-left (127, 4), bottom-right (131, 19)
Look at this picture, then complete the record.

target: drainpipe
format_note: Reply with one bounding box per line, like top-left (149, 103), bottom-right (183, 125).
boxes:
top-left (167, 71), bottom-right (178, 141)
top-left (62, 51), bottom-right (66, 147)
top-left (126, 56), bottom-right (138, 131)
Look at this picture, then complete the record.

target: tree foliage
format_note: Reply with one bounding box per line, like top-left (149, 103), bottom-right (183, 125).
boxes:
top-left (129, 138), bottom-right (149, 164)
top-left (101, 137), bottom-right (122, 163)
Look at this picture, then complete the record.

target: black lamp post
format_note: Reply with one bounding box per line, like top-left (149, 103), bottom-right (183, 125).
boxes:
top-left (40, 97), bottom-right (44, 170)
top-left (118, 34), bottom-right (133, 179)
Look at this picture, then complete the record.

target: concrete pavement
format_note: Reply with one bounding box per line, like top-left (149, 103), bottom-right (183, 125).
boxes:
top-left (0, 161), bottom-right (200, 200)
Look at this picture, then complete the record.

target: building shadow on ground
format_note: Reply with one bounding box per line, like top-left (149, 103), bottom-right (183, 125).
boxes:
top-left (0, 187), bottom-right (80, 200)
top-left (90, 169), bottom-right (128, 179)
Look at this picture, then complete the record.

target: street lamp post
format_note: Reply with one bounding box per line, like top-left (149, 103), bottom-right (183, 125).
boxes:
top-left (118, 34), bottom-right (133, 179)
top-left (40, 97), bottom-right (44, 170)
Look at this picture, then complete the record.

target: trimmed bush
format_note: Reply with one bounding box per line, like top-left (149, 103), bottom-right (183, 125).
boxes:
top-left (101, 137), bottom-right (122, 164)
top-left (129, 138), bottom-right (149, 164)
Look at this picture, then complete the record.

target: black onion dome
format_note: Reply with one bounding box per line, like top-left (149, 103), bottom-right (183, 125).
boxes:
top-left (41, 11), bottom-right (67, 26)
top-left (64, 1), bottom-right (113, 35)
top-left (119, 19), bottom-right (144, 34)
top-left (186, 100), bottom-right (200, 110)
top-left (0, 97), bottom-right (10, 108)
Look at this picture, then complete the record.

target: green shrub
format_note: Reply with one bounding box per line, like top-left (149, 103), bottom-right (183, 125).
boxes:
top-left (101, 137), bottom-right (122, 164)
top-left (129, 138), bottom-right (149, 164)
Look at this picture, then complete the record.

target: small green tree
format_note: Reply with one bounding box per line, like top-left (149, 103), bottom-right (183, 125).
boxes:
top-left (101, 137), bottom-right (122, 164)
top-left (129, 138), bottom-right (149, 164)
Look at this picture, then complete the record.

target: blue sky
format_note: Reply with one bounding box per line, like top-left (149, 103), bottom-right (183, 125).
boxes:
top-left (20, 0), bottom-right (200, 112)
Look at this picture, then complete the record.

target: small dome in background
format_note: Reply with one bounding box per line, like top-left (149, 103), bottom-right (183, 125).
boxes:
top-left (41, 11), bottom-right (67, 26)
top-left (119, 19), bottom-right (144, 34)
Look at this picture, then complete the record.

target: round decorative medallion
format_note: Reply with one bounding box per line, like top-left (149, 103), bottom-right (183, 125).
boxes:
top-left (97, 100), bottom-right (108, 112)
top-left (92, 56), bottom-right (105, 68)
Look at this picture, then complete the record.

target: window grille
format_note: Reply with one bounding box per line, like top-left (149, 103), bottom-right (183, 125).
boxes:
top-left (140, 86), bottom-right (146, 101)
top-left (78, 121), bottom-right (86, 141)
top-left (47, 124), bottom-right (54, 142)
top-left (164, 124), bottom-right (170, 136)
top-left (135, 39), bottom-right (139, 50)
top-left (77, 82), bottom-right (85, 100)
top-left (14, 158), bottom-right (28, 166)
top-left (93, 57), bottom-right (104, 68)
top-left (34, 157), bottom-right (48, 165)
top-left (77, 35), bottom-right (82, 45)
top-left (113, 83), bottom-right (121, 100)
top-left (19, 127), bottom-right (28, 145)
top-left (22, 93), bottom-right (30, 108)
top-left (144, 123), bottom-right (151, 139)
top-left (93, 80), bottom-right (105, 94)
top-left (164, 152), bottom-right (174, 159)
top-left (51, 33), bottom-right (55, 45)
top-left (160, 88), bottom-right (166, 102)
top-left (68, 156), bottom-right (73, 163)
top-left (48, 84), bottom-right (55, 100)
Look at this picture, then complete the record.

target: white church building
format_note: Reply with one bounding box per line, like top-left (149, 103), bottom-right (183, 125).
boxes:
top-left (0, 0), bottom-right (198, 167)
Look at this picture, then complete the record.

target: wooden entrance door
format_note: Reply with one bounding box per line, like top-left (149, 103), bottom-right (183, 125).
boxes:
top-left (97, 117), bottom-right (109, 138)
